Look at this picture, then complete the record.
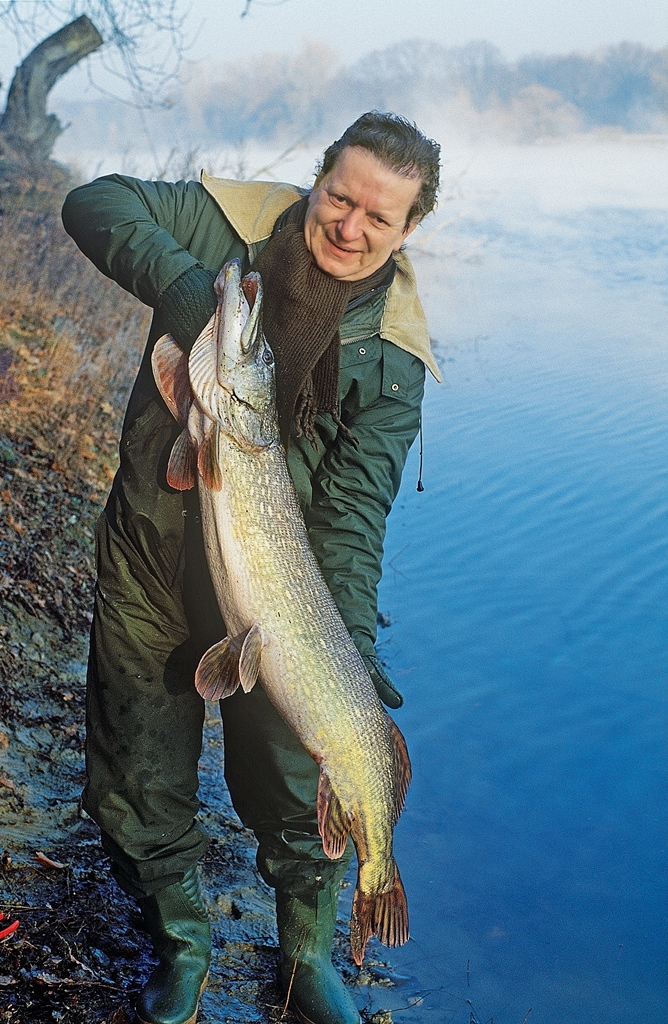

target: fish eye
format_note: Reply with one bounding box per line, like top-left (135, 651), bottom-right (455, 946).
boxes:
top-left (262, 348), bottom-right (274, 365)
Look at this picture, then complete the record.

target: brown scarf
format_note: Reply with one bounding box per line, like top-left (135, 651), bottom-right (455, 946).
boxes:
top-left (251, 196), bottom-right (395, 447)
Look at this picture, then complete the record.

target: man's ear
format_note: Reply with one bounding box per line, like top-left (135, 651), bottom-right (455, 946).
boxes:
top-left (393, 218), bottom-right (421, 251)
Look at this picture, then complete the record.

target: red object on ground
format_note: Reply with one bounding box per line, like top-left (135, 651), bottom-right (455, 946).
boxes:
top-left (0, 912), bottom-right (19, 939)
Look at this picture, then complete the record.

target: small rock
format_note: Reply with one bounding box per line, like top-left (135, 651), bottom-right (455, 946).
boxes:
top-left (216, 894), bottom-right (234, 915)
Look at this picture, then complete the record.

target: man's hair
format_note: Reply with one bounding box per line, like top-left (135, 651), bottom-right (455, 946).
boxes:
top-left (316, 111), bottom-right (441, 225)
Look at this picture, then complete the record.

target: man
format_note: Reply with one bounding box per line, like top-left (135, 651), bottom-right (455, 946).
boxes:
top-left (62, 111), bottom-right (441, 1024)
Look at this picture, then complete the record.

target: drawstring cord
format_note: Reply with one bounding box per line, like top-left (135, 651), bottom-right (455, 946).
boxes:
top-left (417, 416), bottom-right (424, 492)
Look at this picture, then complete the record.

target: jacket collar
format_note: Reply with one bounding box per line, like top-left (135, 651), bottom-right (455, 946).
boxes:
top-left (201, 172), bottom-right (441, 381)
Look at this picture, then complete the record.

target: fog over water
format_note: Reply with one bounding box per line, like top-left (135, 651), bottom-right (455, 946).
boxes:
top-left (50, 37), bottom-right (666, 178)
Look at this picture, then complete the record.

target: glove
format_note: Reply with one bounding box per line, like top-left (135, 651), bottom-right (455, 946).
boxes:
top-left (362, 653), bottom-right (404, 710)
top-left (155, 265), bottom-right (218, 352)
top-left (350, 631), bottom-right (403, 709)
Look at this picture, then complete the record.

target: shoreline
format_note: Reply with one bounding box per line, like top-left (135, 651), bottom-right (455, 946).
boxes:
top-left (0, 279), bottom-right (401, 1022)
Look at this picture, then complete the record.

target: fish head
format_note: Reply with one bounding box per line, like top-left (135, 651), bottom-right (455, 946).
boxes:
top-left (189, 259), bottom-right (278, 452)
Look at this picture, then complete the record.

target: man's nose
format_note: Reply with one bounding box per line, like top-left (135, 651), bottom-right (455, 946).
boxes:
top-left (337, 208), bottom-right (364, 241)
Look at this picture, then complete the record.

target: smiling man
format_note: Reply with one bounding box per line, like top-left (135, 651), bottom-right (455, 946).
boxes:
top-left (304, 145), bottom-right (421, 279)
top-left (62, 111), bottom-right (441, 1024)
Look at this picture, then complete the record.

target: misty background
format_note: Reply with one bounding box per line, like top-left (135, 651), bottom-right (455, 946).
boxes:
top-left (43, 37), bottom-right (667, 182)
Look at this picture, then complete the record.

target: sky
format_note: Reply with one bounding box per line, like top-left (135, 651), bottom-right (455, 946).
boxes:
top-left (192, 0), bottom-right (668, 63)
top-left (0, 0), bottom-right (667, 104)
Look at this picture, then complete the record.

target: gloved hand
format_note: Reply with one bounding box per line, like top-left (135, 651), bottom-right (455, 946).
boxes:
top-left (155, 265), bottom-right (218, 352)
top-left (350, 631), bottom-right (403, 709)
top-left (362, 653), bottom-right (404, 710)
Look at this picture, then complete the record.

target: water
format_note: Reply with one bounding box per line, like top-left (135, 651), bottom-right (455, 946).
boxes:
top-left (366, 141), bottom-right (668, 1023)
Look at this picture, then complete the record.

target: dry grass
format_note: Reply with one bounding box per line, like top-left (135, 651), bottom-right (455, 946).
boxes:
top-left (0, 203), bottom-right (150, 490)
top-left (0, 195), bottom-right (151, 697)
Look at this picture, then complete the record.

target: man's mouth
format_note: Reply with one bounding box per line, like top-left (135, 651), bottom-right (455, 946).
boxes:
top-left (324, 235), bottom-right (360, 257)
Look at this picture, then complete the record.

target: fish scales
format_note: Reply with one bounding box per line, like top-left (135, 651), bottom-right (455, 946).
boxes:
top-left (203, 439), bottom-right (395, 830)
top-left (151, 259), bottom-right (410, 963)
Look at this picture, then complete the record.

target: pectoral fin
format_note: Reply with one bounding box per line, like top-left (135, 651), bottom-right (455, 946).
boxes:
top-left (197, 425), bottom-right (222, 491)
top-left (152, 334), bottom-right (192, 426)
top-left (317, 769), bottom-right (351, 860)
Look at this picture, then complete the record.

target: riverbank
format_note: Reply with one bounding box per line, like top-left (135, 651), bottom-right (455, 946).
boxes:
top-left (0, 206), bottom-right (397, 1022)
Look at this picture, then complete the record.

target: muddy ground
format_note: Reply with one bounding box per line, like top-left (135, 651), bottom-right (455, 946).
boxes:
top-left (0, 298), bottom-right (404, 1022)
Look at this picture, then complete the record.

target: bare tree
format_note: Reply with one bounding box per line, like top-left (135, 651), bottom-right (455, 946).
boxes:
top-left (0, 1), bottom-right (192, 101)
top-left (0, 1), bottom-right (290, 202)
top-left (0, 17), bottom-right (103, 166)
top-left (0, 15), bottom-right (105, 206)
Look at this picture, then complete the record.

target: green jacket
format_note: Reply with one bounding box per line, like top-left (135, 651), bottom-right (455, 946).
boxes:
top-left (62, 173), bottom-right (439, 692)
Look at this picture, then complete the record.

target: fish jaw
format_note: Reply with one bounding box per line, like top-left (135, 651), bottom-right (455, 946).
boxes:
top-left (189, 260), bottom-right (279, 453)
top-left (214, 258), bottom-right (250, 380)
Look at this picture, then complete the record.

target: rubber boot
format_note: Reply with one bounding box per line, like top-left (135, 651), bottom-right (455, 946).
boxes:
top-left (276, 881), bottom-right (361, 1024)
top-left (136, 866), bottom-right (211, 1024)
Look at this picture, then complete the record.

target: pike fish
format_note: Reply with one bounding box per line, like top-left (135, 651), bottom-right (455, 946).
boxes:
top-left (151, 259), bottom-right (411, 964)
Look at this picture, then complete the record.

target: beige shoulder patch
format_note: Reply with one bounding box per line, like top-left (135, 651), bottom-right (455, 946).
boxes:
top-left (201, 172), bottom-right (303, 245)
top-left (382, 251), bottom-right (442, 382)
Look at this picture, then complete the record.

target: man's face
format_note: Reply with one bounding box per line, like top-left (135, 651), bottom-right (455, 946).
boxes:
top-left (304, 146), bottom-right (421, 281)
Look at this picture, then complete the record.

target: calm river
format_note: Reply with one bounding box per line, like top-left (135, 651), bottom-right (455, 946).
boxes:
top-left (357, 140), bottom-right (667, 1024)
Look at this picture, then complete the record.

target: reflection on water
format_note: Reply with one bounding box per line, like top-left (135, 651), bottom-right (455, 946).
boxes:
top-left (369, 143), bottom-right (667, 1023)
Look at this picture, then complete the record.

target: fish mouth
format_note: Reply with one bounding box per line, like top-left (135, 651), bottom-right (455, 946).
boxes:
top-left (215, 262), bottom-right (263, 384)
top-left (241, 272), bottom-right (259, 311)
top-left (239, 271), bottom-right (262, 358)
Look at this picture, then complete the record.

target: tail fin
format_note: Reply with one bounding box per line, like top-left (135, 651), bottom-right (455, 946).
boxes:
top-left (350, 862), bottom-right (409, 966)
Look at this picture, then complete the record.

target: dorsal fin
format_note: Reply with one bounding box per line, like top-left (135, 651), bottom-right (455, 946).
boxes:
top-left (152, 334), bottom-right (192, 426)
top-left (385, 712), bottom-right (412, 824)
top-left (317, 769), bottom-right (352, 860)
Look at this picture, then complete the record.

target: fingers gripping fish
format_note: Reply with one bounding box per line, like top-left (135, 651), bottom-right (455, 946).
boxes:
top-left (151, 259), bottom-right (411, 965)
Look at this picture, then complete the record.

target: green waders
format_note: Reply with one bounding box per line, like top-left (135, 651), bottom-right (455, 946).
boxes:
top-left (136, 865), bottom-right (211, 1024)
top-left (83, 402), bottom-right (358, 1022)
